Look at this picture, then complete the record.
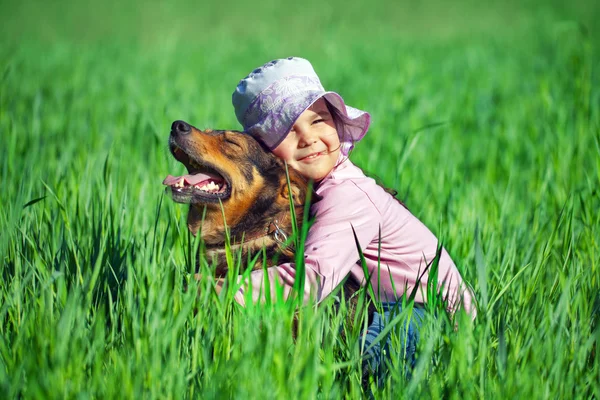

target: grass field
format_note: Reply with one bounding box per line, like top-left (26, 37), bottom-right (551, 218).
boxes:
top-left (1, 0), bottom-right (599, 398)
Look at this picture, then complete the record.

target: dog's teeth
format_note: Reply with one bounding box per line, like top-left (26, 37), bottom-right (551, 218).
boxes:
top-left (194, 181), bottom-right (220, 193)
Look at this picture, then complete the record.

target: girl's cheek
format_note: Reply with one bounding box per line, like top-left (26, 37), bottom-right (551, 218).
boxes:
top-left (271, 146), bottom-right (286, 160)
top-left (272, 145), bottom-right (295, 163)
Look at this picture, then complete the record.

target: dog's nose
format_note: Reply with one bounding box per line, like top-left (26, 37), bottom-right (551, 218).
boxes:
top-left (171, 120), bottom-right (191, 136)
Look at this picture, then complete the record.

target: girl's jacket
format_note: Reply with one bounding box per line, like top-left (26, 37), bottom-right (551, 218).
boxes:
top-left (234, 157), bottom-right (476, 316)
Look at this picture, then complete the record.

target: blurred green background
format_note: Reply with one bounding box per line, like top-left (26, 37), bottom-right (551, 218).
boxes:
top-left (1, 0), bottom-right (599, 398)
top-left (3, 0), bottom-right (599, 44)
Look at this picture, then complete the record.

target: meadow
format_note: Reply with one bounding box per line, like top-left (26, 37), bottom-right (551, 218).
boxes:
top-left (1, 0), bottom-right (599, 398)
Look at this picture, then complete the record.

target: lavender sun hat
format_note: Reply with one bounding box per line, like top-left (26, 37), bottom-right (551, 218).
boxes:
top-left (232, 57), bottom-right (371, 155)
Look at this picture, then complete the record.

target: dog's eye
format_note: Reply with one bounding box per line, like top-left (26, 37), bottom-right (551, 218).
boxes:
top-left (224, 138), bottom-right (242, 149)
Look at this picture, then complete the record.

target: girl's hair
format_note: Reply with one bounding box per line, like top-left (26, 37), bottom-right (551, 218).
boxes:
top-left (324, 98), bottom-right (363, 158)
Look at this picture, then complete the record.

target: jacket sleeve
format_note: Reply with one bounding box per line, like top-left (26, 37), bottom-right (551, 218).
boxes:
top-left (234, 181), bottom-right (381, 305)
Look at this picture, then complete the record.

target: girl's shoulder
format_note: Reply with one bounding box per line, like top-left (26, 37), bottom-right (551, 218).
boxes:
top-left (314, 161), bottom-right (382, 212)
top-left (318, 158), bottom-right (409, 212)
top-left (318, 160), bottom-right (369, 193)
top-left (327, 158), bottom-right (367, 180)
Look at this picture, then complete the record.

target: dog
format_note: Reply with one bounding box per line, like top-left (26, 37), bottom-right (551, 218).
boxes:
top-left (162, 120), bottom-right (373, 322)
top-left (163, 119), bottom-right (308, 275)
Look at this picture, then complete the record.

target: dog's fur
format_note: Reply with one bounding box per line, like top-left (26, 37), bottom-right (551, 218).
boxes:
top-left (165, 121), bottom-right (308, 275)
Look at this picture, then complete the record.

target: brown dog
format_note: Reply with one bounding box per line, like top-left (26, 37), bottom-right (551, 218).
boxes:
top-left (163, 120), bottom-right (307, 277)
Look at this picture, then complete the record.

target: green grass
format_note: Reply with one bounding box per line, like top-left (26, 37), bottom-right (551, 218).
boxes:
top-left (1, 0), bottom-right (599, 398)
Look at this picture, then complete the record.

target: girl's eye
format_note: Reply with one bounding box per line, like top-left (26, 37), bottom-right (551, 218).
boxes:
top-left (312, 118), bottom-right (325, 125)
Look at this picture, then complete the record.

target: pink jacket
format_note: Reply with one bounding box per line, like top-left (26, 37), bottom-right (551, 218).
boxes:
top-left (235, 158), bottom-right (476, 315)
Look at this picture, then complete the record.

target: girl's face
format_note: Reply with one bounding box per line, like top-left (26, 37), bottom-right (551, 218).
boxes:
top-left (272, 98), bottom-right (340, 182)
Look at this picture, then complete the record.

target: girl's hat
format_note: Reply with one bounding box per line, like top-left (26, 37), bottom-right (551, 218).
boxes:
top-left (232, 57), bottom-right (371, 154)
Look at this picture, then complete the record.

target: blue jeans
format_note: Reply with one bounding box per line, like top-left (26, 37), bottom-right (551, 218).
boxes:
top-left (361, 302), bottom-right (426, 380)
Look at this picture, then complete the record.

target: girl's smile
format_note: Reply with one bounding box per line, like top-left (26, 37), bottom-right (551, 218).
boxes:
top-left (298, 150), bottom-right (326, 162)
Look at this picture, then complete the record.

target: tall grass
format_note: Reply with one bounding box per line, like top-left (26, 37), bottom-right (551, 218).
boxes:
top-left (1, 0), bottom-right (599, 398)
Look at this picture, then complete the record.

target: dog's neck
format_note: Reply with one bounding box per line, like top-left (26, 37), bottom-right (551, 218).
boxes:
top-left (199, 208), bottom-right (300, 276)
top-left (204, 206), bottom-right (298, 245)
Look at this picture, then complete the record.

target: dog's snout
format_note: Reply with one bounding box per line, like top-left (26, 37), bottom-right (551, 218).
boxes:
top-left (171, 120), bottom-right (191, 136)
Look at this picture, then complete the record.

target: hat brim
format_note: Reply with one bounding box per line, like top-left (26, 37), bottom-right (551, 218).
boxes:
top-left (321, 92), bottom-right (371, 154)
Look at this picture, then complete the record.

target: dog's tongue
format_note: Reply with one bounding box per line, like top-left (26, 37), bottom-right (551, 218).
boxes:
top-left (163, 172), bottom-right (220, 186)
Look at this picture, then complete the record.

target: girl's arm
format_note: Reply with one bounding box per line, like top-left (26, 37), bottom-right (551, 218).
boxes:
top-left (233, 181), bottom-right (381, 305)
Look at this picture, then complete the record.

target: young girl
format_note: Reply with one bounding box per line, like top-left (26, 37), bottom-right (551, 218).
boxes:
top-left (230, 57), bottom-right (476, 376)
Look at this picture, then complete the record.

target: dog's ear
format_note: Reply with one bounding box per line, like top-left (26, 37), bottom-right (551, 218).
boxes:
top-left (279, 169), bottom-right (307, 207)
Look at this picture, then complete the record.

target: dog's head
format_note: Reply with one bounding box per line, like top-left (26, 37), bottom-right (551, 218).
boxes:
top-left (163, 120), bottom-right (307, 243)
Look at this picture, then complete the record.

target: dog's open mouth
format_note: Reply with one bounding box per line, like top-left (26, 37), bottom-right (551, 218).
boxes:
top-left (163, 147), bottom-right (231, 204)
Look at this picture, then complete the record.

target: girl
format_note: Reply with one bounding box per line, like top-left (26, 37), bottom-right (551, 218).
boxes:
top-left (230, 57), bottom-right (476, 376)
